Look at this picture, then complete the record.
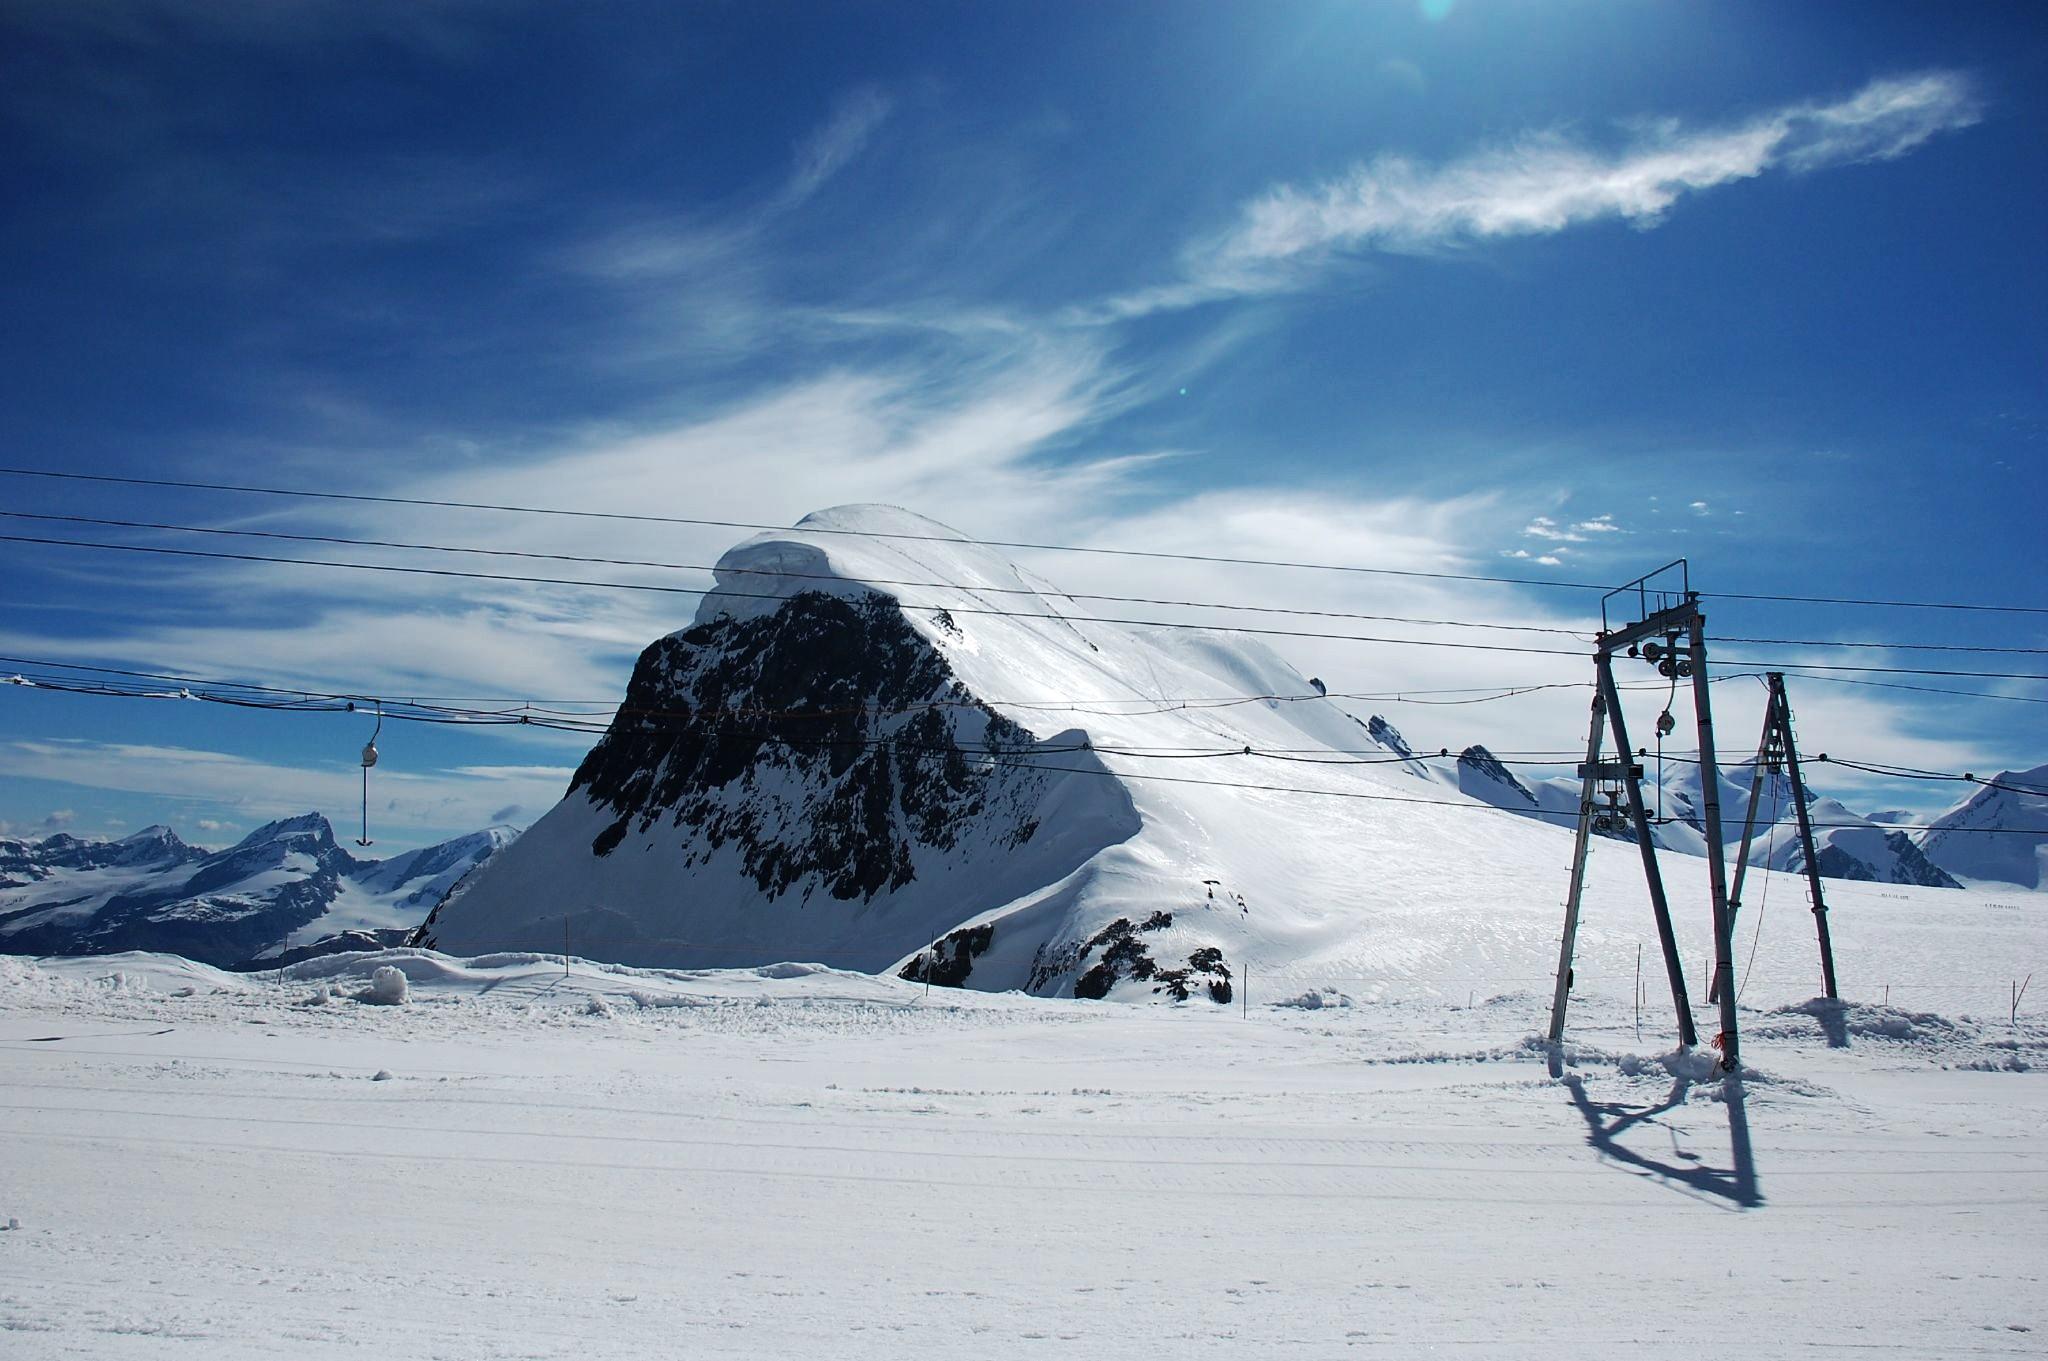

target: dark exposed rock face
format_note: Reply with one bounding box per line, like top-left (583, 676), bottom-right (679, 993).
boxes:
top-left (899, 923), bottom-right (996, 987)
top-left (1457, 745), bottom-right (1539, 807)
top-left (408, 577), bottom-right (1143, 974)
top-left (240, 928), bottom-right (416, 970)
top-left (1804, 832), bottom-right (1961, 889)
top-left (1020, 909), bottom-right (1228, 1003)
top-left (1366, 715), bottom-right (1414, 759)
top-left (572, 592), bottom-right (1045, 905)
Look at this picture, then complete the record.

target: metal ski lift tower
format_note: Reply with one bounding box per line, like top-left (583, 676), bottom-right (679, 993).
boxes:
top-left (1547, 561), bottom-right (1743, 1073)
top-left (1715, 671), bottom-right (1839, 1003)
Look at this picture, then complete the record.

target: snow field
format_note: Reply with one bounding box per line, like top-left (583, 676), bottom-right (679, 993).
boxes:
top-left (2, 949), bottom-right (2044, 1358)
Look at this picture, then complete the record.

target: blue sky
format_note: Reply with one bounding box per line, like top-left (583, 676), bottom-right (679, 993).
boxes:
top-left (1, 0), bottom-right (2042, 848)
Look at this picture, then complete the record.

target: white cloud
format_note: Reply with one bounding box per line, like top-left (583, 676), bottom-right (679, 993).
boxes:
top-left (1, 66), bottom-right (2005, 834)
top-left (9, 448), bottom-right (2011, 839)
top-left (779, 86), bottom-right (892, 209)
top-left (42, 808), bottom-right (76, 828)
top-left (0, 740), bottom-right (572, 844)
top-left (1103, 71), bottom-right (1978, 317)
top-left (575, 86), bottom-right (890, 287)
top-left (0, 333), bottom-right (1157, 722)
top-left (448, 765), bottom-right (578, 783)
top-left (1522, 516), bottom-right (1587, 543)
top-left (1690, 500), bottom-right (1710, 514)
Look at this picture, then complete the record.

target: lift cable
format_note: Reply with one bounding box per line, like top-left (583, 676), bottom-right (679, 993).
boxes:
top-left (5, 669), bottom-right (2042, 832)
top-left (7, 531), bottom-right (2048, 683)
top-left (5, 464), bottom-right (2045, 615)
top-left (7, 508), bottom-right (2041, 657)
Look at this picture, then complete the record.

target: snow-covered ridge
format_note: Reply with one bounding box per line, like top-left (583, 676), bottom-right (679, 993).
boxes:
top-left (0, 815), bottom-right (518, 967)
top-left (1443, 750), bottom-right (1965, 888)
top-left (1915, 763), bottom-right (2048, 889)
top-left (692, 503), bottom-right (1070, 632)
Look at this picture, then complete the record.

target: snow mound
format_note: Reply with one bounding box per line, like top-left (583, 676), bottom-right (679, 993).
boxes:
top-left (362, 965), bottom-right (409, 1006)
top-left (1775, 997), bottom-right (1960, 1044)
top-left (1271, 989), bottom-right (1352, 1011)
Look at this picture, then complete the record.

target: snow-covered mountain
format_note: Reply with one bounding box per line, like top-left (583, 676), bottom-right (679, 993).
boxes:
top-left (420, 504), bottom-right (1824, 998)
top-left (1450, 743), bottom-right (1960, 889)
top-left (416, 508), bottom-right (1153, 984)
top-left (0, 815), bottom-right (517, 967)
top-left (418, 506), bottom-right (2032, 996)
top-left (1916, 764), bottom-right (2048, 889)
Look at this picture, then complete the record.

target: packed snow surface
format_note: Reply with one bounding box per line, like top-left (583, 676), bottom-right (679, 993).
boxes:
top-left (1, 934), bottom-right (2043, 1358)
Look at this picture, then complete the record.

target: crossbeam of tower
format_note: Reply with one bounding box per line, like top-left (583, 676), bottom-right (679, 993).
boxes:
top-left (1547, 561), bottom-right (1743, 1073)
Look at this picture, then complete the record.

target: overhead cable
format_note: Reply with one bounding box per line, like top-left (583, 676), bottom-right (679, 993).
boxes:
top-left (0, 510), bottom-right (1596, 639)
top-left (5, 669), bottom-right (2041, 834)
top-left (9, 509), bottom-right (2039, 657)
top-left (7, 464), bottom-right (2045, 614)
top-left (7, 532), bottom-right (2048, 682)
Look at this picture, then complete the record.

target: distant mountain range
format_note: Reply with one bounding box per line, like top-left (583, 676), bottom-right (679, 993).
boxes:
top-left (0, 815), bottom-right (517, 967)
top-left (1441, 734), bottom-right (1972, 889)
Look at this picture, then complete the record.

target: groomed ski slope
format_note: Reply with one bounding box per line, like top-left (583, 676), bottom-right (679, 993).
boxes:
top-left (2, 912), bottom-right (2043, 1359)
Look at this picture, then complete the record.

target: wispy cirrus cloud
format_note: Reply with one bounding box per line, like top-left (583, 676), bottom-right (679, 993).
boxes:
top-left (1098, 71), bottom-right (1979, 318)
top-left (570, 85), bottom-right (892, 286)
top-left (2, 58), bottom-right (2019, 844)
top-left (549, 86), bottom-right (899, 370)
top-left (778, 85), bottom-right (893, 210)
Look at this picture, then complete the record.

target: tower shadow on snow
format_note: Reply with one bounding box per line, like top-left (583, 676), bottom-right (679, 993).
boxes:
top-left (1563, 1073), bottom-right (1763, 1210)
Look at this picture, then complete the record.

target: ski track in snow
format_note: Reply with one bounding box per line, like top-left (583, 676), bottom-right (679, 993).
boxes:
top-left (1, 950), bottom-right (2044, 1358)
